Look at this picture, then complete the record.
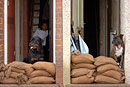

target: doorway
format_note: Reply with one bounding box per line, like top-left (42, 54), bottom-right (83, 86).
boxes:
top-left (22, 0), bottom-right (53, 62)
top-left (72, 0), bottom-right (120, 57)
top-left (7, 0), bottom-right (53, 63)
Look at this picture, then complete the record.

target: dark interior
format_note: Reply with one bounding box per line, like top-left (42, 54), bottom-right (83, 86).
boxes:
top-left (39, 0), bottom-right (49, 27)
top-left (28, 0), bottom-right (50, 62)
top-left (84, 0), bottom-right (100, 57)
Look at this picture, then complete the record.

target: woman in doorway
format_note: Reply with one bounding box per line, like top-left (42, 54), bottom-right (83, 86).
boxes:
top-left (33, 20), bottom-right (49, 61)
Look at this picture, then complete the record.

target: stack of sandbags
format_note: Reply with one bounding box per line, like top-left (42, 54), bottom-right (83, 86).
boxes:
top-left (0, 62), bottom-right (19, 84)
top-left (26, 62), bottom-right (55, 84)
top-left (1, 61), bottom-right (34, 84)
top-left (94, 56), bottom-right (125, 84)
top-left (71, 51), bottom-right (96, 84)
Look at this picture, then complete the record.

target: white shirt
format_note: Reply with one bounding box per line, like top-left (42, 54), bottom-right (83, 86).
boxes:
top-left (33, 29), bottom-right (48, 46)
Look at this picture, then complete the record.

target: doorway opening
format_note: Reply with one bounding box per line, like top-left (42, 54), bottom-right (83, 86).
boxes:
top-left (7, 0), bottom-right (53, 63)
top-left (27, 0), bottom-right (53, 62)
top-left (71, 0), bottom-right (120, 58)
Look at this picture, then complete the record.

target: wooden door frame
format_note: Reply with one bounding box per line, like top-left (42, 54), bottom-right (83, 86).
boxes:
top-left (49, 0), bottom-right (53, 62)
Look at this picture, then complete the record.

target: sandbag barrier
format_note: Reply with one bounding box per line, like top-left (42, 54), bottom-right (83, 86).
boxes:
top-left (0, 61), bottom-right (56, 84)
top-left (71, 51), bottom-right (125, 84)
top-left (71, 51), bottom-right (96, 84)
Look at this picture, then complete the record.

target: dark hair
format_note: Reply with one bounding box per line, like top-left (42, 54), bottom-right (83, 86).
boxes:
top-left (39, 20), bottom-right (49, 29)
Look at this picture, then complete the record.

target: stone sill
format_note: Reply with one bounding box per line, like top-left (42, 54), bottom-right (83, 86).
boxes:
top-left (0, 84), bottom-right (59, 87)
top-left (67, 84), bottom-right (128, 87)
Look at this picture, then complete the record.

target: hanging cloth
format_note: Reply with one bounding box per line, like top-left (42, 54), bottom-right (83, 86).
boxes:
top-left (71, 36), bottom-right (77, 52)
top-left (78, 34), bottom-right (89, 54)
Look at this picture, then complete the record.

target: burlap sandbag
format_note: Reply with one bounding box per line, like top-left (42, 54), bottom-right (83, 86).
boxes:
top-left (71, 50), bottom-right (80, 56)
top-left (94, 56), bottom-right (118, 66)
top-left (25, 65), bottom-right (34, 76)
top-left (0, 72), bottom-right (4, 81)
top-left (71, 68), bottom-right (95, 78)
top-left (17, 74), bottom-right (28, 84)
top-left (71, 63), bottom-right (96, 69)
top-left (6, 61), bottom-right (28, 69)
top-left (101, 70), bottom-right (122, 81)
top-left (97, 64), bottom-right (122, 73)
top-left (29, 70), bottom-right (52, 78)
top-left (72, 76), bottom-right (94, 84)
top-left (0, 78), bottom-right (18, 84)
top-left (0, 63), bottom-right (6, 71)
top-left (72, 54), bottom-right (94, 64)
top-left (11, 67), bottom-right (25, 73)
top-left (95, 75), bottom-right (120, 84)
top-left (7, 61), bottom-right (34, 76)
top-left (9, 72), bottom-right (28, 84)
top-left (26, 76), bottom-right (55, 84)
top-left (10, 72), bottom-right (21, 79)
top-left (32, 62), bottom-right (56, 76)
top-left (4, 66), bottom-right (11, 78)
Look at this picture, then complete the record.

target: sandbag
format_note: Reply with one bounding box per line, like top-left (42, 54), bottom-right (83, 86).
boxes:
top-left (26, 76), bottom-right (55, 84)
top-left (6, 61), bottom-right (28, 70)
top-left (0, 78), bottom-right (18, 84)
top-left (9, 72), bottom-right (28, 84)
top-left (72, 54), bottom-right (94, 64)
top-left (25, 66), bottom-right (34, 76)
top-left (0, 72), bottom-right (4, 81)
top-left (72, 76), bottom-right (94, 84)
top-left (71, 63), bottom-right (96, 69)
top-left (11, 67), bottom-right (25, 73)
top-left (94, 56), bottom-right (118, 66)
top-left (71, 50), bottom-right (80, 56)
top-left (10, 72), bottom-right (21, 79)
top-left (71, 68), bottom-right (95, 78)
top-left (97, 64), bottom-right (122, 73)
top-left (32, 62), bottom-right (55, 76)
top-left (7, 61), bottom-right (34, 76)
top-left (101, 70), bottom-right (122, 81)
top-left (0, 63), bottom-right (6, 71)
top-left (95, 75), bottom-right (120, 84)
top-left (29, 70), bottom-right (52, 78)
top-left (4, 66), bottom-right (11, 78)
top-left (17, 74), bottom-right (28, 84)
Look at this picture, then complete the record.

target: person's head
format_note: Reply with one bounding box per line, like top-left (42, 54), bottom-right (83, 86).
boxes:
top-left (40, 20), bottom-right (48, 30)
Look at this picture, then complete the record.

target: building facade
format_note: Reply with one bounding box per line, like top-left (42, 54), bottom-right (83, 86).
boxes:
top-left (0, 0), bottom-right (130, 87)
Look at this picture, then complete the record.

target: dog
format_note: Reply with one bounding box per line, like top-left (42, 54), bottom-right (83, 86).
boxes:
top-left (23, 36), bottom-right (44, 64)
top-left (110, 34), bottom-right (124, 68)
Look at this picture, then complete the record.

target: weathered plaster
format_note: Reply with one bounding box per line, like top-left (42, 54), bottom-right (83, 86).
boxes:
top-left (120, 0), bottom-right (130, 84)
top-left (63, 0), bottom-right (71, 87)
